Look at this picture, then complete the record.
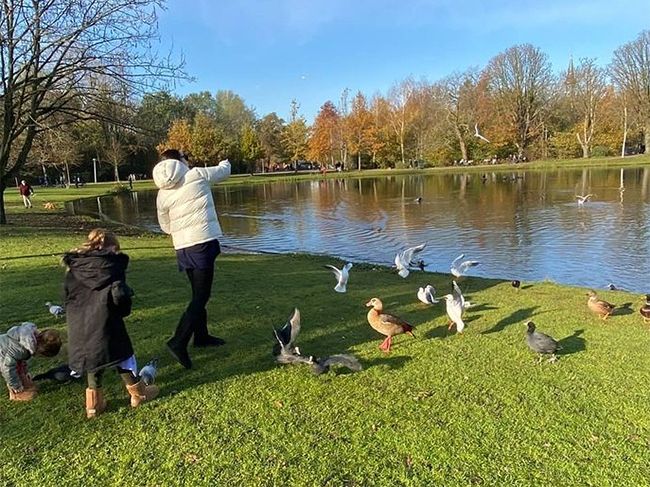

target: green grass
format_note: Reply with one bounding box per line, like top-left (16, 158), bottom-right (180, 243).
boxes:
top-left (1, 210), bottom-right (650, 485)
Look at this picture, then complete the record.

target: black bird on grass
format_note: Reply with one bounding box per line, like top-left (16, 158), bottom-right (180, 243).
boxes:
top-left (525, 321), bottom-right (561, 363)
top-left (511, 280), bottom-right (521, 290)
top-left (32, 364), bottom-right (81, 383)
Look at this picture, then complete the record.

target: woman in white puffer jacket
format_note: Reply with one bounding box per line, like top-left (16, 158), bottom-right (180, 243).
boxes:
top-left (153, 149), bottom-right (231, 369)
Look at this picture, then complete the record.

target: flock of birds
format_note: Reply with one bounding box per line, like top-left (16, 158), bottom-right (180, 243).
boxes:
top-left (34, 206), bottom-right (650, 381)
top-left (273, 240), bottom-right (650, 370)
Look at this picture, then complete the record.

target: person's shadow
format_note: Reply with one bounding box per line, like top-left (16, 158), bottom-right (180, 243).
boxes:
top-left (557, 329), bottom-right (586, 357)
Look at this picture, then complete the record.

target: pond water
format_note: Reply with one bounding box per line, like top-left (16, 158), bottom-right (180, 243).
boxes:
top-left (67, 165), bottom-right (650, 293)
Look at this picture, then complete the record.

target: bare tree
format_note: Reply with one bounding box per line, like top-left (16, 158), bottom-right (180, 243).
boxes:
top-left (610, 30), bottom-right (650, 152)
top-left (435, 69), bottom-right (479, 161)
top-left (486, 44), bottom-right (553, 158)
top-left (386, 78), bottom-right (418, 166)
top-left (0, 0), bottom-right (185, 223)
top-left (564, 58), bottom-right (607, 158)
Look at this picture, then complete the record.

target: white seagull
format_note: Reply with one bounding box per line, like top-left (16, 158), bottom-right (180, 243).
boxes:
top-left (395, 243), bottom-right (427, 278)
top-left (442, 292), bottom-right (465, 333)
top-left (324, 262), bottom-right (353, 293)
top-left (450, 254), bottom-right (480, 278)
top-left (575, 194), bottom-right (592, 206)
top-left (453, 280), bottom-right (473, 310)
top-left (417, 285), bottom-right (439, 305)
top-left (474, 124), bottom-right (490, 143)
top-left (138, 358), bottom-right (158, 386)
top-left (45, 301), bottom-right (65, 318)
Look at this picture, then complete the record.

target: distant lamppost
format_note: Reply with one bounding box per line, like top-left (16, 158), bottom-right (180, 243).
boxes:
top-left (92, 157), bottom-right (97, 183)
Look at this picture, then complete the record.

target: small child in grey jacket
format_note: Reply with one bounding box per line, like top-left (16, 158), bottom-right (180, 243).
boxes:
top-left (0, 322), bottom-right (62, 401)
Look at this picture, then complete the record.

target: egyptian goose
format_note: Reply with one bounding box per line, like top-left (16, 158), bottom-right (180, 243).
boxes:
top-left (365, 298), bottom-right (414, 352)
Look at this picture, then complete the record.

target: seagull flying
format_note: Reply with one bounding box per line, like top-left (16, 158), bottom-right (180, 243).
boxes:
top-left (474, 124), bottom-right (490, 143)
top-left (395, 243), bottom-right (427, 278)
top-left (417, 285), bottom-right (439, 305)
top-left (273, 308), bottom-right (313, 365)
top-left (575, 194), bottom-right (592, 206)
top-left (450, 254), bottom-right (480, 278)
top-left (324, 262), bottom-right (353, 293)
top-left (139, 358), bottom-right (159, 386)
top-left (45, 301), bottom-right (65, 318)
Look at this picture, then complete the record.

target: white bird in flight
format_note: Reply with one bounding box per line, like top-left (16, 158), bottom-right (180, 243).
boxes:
top-left (474, 124), bottom-right (490, 143)
top-left (450, 254), bottom-right (480, 278)
top-left (417, 285), bottom-right (439, 305)
top-left (324, 262), bottom-right (353, 293)
top-left (575, 194), bottom-right (592, 206)
top-left (395, 243), bottom-right (426, 278)
top-left (45, 302), bottom-right (65, 318)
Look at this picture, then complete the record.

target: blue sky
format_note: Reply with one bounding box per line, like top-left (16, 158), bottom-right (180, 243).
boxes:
top-left (157, 0), bottom-right (648, 122)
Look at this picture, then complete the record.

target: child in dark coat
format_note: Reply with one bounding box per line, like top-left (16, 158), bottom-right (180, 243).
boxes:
top-left (0, 322), bottom-right (61, 401)
top-left (63, 229), bottom-right (158, 418)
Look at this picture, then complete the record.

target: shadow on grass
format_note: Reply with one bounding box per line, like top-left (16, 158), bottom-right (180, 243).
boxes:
top-left (557, 329), bottom-right (586, 357)
top-left (363, 355), bottom-right (412, 370)
top-left (424, 324), bottom-right (451, 340)
top-left (482, 306), bottom-right (539, 335)
top-left (614, 302), bottom-right (634, 316)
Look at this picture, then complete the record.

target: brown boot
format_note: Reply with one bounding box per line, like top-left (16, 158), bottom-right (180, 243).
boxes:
top-left (85, 388), bottom-right (107, 419)
top-left (9, 388), bottom-right (37, 401)
top-left (125, 380), bottom-right (159, 408)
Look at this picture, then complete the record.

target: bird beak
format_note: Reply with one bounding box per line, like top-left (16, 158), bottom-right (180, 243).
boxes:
top-left (406, 331), bottom-right (415, 338)
top-left (365, 300), bottom-right (373, 307)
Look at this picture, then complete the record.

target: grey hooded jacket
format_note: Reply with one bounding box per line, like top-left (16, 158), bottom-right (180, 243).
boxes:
top-left (0, 322), bottom-right (37, 391)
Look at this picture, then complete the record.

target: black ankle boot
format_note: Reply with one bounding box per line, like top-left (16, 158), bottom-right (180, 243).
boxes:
top-left (193, 335), bottom-right (226, 348)
top-left (166, 339), bottom-right (192, 369)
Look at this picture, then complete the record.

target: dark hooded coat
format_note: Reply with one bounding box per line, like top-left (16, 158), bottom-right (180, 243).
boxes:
top-left (63, 250), bottom-right (134, 373)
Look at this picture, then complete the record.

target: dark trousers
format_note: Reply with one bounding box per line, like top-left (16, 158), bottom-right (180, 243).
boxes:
top-left (170, 267), bottom-right (215, 348)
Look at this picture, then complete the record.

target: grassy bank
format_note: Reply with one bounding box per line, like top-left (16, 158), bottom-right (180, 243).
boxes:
top-left (4, 153), bottom-right (650, 220)
top-left (0, 206), bottom-right (649, 484)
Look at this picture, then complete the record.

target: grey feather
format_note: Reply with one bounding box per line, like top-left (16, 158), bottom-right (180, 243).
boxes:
top-left (311, 354), bottom-right (362, 375)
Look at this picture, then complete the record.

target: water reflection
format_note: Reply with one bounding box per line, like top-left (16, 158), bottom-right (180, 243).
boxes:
top-left (67, 166), bottom-right (650, 292)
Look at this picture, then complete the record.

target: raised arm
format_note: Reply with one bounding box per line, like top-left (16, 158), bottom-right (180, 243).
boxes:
top-left (195, 159), bottom-right (231, 184)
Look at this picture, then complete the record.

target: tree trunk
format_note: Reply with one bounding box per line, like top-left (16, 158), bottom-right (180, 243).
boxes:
top-left (644, 120), bottom-right (650, 153)
top-left (452, 124), bottom-right (468, 160)
top-left (358, 152), bottom-right (362, 171)
top-left (0, 179), bottom-right (6, 224)
top-left (621, 105), bottom-right (628, 157)
top-left (65, 162), bottom-right (71, 187)
top-left (114, 162), bottom-right (120, 182)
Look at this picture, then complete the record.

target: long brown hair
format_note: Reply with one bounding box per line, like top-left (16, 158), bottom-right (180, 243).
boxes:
top-left (76, 228), bottom-right (121, 252)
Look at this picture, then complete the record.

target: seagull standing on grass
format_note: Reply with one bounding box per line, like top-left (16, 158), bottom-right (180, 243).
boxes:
top-left (474, 124), bottom-right (490, 143)
top-left (324, 263), bottom-right (352, 293)
top-left (45, 302), bottom-right (65, 318)
top-left (450, 254), bottom-right (480, 278)
top-left (442, 291), bottom-right (465, 334)
top-left (395, 243), bottom-right (427, 278)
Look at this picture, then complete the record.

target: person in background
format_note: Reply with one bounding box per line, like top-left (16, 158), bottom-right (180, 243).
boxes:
top-left (0, 322), bottom-right (61, 401)
top-left (63, 229), bottom-right (159, 418)
top-left (18, 180), bottom-right (34, 208)
top-left (153, 149), bottom-right (231, 369)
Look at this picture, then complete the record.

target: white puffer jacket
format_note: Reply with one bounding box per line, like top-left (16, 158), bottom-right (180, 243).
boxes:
top-left (153, 158), bottom-right (231, 250)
